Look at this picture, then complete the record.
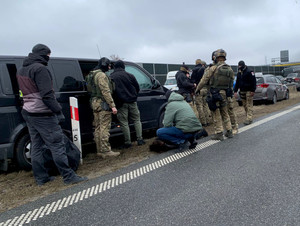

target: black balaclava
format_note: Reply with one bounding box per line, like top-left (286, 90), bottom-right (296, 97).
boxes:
top-left (32, 44), bottom-right (51, 62)
top-left (238, 60), bottom-right (246, 70)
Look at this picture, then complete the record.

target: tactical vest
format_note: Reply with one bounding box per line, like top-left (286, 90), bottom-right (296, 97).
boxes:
top-left (209, 63), bottom-right (233, 90)
top-left (88, 70), bottom-right (114, 99)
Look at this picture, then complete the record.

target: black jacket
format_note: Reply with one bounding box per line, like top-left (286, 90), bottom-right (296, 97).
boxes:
top-left (175, 70), bottom-right (195, 95)
top-left (234, 66), bottom-right (257, 92)
top-left (17, 53), bottom-right (62, 115)
top-left (110, 68), bottom-right (140, 107)
top-left (191, 64), bottom-right (205, 85)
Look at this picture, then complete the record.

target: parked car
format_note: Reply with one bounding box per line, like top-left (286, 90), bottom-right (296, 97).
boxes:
top-left (0, 56), bottom-right (167, 171)
top-left (284, 72), bottom-right (300, 91)
top-left (254, 74), bottom-right (289, 104)
top-left (163, 71), bottom-right (178, 91)
top-left (275, 75), bottom-right (286, 83)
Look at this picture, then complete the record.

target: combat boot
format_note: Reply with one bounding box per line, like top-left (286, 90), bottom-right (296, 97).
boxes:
top-left (195, 129), bottom-right (208, 140)
top-left (243, 120), bottom-right (252, 125)
top-left (232, 128), bottom-right (238, 135)
top-left (211, 132), bottom-right (224, 141)
top-left (97, 151), bottom-right (120, 159)
top-left (232, 124), bottom-right (239, 135)
top-left (225, 130), bottom-right (233, 138)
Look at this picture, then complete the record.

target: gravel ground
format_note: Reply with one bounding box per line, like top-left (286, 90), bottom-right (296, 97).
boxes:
top-left (1, 90), bottom-right (299, 213)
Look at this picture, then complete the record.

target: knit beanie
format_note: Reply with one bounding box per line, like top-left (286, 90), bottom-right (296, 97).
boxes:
top-left (32, 44), bottom-right (51, 56)
top-left (114, 60), bottom-right (125, 69)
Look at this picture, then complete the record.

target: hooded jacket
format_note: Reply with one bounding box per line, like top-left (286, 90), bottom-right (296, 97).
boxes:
top-left (191, 64), bottom-right (205, 85)
top-left (163, 92), bottom-right (202, 133)
top-left (17, 53), bottom-right (62, 115)
top-left (175, 70), bottom-right (195, 95)
top-left (110, 67), bottom-right (140, 107)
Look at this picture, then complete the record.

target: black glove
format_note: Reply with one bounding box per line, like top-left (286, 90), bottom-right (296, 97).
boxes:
top-left (56, 111), bottom-right (65, 124)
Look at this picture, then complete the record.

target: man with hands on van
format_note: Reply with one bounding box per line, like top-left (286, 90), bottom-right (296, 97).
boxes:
top-left (87, 57), bottom-right (120, 158)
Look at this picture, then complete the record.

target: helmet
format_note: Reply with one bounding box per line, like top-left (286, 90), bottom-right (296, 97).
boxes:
top-left (214, 49), bottom-right (227, 60)
top-left (98, 57), bottom-right (111, 72)
top-left (211, 51), bottom-right (216, 61)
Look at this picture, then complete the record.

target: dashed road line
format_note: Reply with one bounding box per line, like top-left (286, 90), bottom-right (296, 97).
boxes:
top-left (1, 105), bottom-right (299, 226)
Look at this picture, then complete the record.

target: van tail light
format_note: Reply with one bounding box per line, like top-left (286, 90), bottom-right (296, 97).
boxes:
top-left (258, 83), bottom-right (269, 88)
top-left (294, 77), bottom-right (300, 82)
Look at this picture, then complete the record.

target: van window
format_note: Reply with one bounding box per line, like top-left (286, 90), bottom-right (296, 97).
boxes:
top-left (0, 63), bottom-right (18, 95)
top-left (50, 62), bottom-right (84, 92)
top-left (125, 65), bottom-right (152, 90)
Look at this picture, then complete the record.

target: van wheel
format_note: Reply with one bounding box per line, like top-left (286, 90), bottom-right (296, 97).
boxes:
top-left (15, 133), bottom-right (32, 170)
top-left (158, 111), bottom-right (165, 128)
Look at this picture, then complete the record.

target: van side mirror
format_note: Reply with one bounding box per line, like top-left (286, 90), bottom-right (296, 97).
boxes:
top-left (152, 79), bottom-right (161, 89)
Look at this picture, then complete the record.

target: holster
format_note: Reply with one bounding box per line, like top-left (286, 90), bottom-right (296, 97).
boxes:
top-left (210, 88), bottom-right (223, 102)
top-left (101, 101), bottom-right (110, 111)
top-left (206, 95), bottom-right (218, 111)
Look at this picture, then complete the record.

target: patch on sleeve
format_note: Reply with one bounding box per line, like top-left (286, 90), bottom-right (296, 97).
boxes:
top-left (251, 72), bottom-right (255, 76)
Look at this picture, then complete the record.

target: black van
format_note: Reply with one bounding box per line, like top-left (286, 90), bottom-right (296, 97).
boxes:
top-left (0, 56), bottom-right (167, 171)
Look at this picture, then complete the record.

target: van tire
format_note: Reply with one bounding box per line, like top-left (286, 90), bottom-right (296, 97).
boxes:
top-left (158, 111), bottom-right (165, 128)
top-left (15, 133), bottom-right (32, 171)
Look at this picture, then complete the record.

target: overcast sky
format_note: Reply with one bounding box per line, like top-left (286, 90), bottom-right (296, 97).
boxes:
top-left (1, 0), bottom-right (300, 66)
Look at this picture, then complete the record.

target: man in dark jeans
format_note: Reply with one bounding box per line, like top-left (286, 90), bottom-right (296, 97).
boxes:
top-left (156, 91), bottom-right (208, 151)
top-left (110, 60), bottom-right (145, 149)
top-left (17, 44), bottom-right (87, 186)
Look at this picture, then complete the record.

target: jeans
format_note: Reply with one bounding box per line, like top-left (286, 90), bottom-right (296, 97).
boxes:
top-left (156, 126), bottom-right (194, 145)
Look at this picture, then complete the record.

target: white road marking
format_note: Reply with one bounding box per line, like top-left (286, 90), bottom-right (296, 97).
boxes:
top-left (1, 105), bottom-right (300, 225)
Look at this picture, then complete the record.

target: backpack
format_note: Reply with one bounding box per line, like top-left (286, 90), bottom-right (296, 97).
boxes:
top-left (43, 133), bottom-right (81, 176)
top-left (85, 71), bottom-right (97, 94)
top-left (210, 63), bottom-right (234, 89)
top-left (85, 70), bottom-right (115, 98)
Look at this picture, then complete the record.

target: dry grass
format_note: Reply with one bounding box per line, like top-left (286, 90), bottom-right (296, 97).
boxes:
top-left (1, 90), bottom-right (300, 213)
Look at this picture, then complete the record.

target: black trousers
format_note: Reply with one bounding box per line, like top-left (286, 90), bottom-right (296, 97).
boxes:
top-left (22, 113), bottom-right (76, 184)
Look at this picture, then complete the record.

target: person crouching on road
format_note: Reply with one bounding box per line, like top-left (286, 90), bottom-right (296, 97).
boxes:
top-left (17, 44), bottom-right (87, 186)
top-left (110, 60), bottom-right (145, 149)
top-left (156, 91), bottom-right (208, 152)
top-left (88, 57), bottom-right (120, 158)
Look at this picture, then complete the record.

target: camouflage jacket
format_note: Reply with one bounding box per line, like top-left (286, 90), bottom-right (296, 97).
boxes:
top-left (94, 70), bottom-right (116, 109)
top-left (195, 61), bottom-right (234, 93)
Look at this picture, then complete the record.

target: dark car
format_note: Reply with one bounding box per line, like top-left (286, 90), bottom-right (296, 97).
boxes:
top-left (284, 72), bottom-right (300, 91)
top-left (254, 74), bottom-right (289, 104)
top-left (0, 56), bottom-right (167, 171)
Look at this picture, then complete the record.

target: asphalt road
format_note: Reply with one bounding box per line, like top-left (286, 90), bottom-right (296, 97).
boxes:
top-left (1, 104), bottom-right (300, 226)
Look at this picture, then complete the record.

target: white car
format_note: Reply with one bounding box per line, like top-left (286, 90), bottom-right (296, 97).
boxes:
top-left (164, 71), bottom-right (178, 91)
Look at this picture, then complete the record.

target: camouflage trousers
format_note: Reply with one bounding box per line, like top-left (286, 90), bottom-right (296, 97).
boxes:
top-left (117, 102), bottom-right (143, 145)
top-left (188, 101), bottom-right (199, 119)
top-left (227, 96), bottom-right (238, 130)
top-left (240, 91), bottom-right (254, 121)
top-left (195, 89), bottom-right (211, 125)
top-left (212, 91), bottom-right (232, 134)
top-left (92, 98), bottom-right (111, 153)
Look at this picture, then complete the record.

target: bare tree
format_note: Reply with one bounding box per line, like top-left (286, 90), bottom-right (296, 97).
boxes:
top-left (110, 54), bottom-right (124, 61)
